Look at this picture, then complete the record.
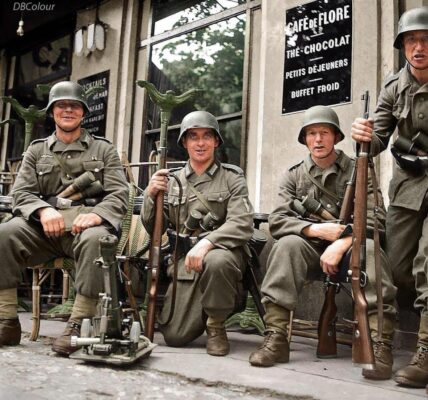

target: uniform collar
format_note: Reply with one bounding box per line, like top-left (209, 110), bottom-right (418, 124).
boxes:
top-left (304, 149), bottom-right (347, 175)
top-left (398, 64), bottom-right (419, 94)
top-left (184, 159), bottom-right (220, 179)
top-left (48, 129), bottom-right (92, 151)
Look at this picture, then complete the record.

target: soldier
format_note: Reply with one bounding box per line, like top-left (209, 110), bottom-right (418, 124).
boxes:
top-left (249, 106), bottom-right (397, 379)
top-left (141, 110), bottom-right (254, 356)
top-left (351, 6), bottom-right (428, 388)
top-left (0, 81), bottom-right (129, 356)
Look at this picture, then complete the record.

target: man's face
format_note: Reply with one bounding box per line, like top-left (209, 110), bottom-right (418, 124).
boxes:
top-left (182, 128), bottom-right (219, 165)
top-left (304, 123), bottom-right (339, 161)
top-left (403, 30), bottom-right (428, 70)
top-left (52, 100), bottom-right (84, 133)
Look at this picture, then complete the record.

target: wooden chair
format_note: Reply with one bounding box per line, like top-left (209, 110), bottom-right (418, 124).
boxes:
top-left (29, 257), bottom-right (74, 341)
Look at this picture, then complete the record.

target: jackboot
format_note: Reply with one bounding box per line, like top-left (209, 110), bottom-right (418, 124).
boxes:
top-left (51, 320), bottom-right (81, 356)
top-left (394, 346), bottom-right (428, 387)
top-left (249, 302), bottom-right (290, 367)
top-left (362, 342), bottom-right (393, 380)
top-left (0, 318), bottom-right (21, 346)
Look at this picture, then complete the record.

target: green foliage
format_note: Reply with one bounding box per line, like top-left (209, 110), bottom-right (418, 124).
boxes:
top-left (154, 9), bottom-right (245, 117)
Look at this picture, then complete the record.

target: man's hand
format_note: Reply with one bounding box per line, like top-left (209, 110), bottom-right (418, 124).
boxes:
top-left (185, 238), bottom-right (214, 273)
top-left (320, 237), bottom-right (352, 275)
top-left (38, 207), bottom-right (65, 238)
top-left (72, 212), bottom-right (103, 235)
top-left (351, 117), bottom-right (374, 143)
top-left (302, 222), bottom-right (346, 242)
top-left (147, 169), bottom-right (169, 200)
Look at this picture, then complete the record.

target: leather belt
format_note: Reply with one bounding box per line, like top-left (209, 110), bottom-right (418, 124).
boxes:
top-left (44, 196), bottom-right (101, 209)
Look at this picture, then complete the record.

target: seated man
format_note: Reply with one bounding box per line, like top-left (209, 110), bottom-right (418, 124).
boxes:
top-left (0, 81), bottom-right (129, 356)
top-left (141, 110), bottom-right (254, 356)
top-left (249, 106), bottom-right (397, 380)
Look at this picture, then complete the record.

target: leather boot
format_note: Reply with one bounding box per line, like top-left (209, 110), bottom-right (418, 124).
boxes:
top-left (362, 342), bottom-right (393, 380)
top-left (249, 330), bottom-right (290, 367)
top-left (394, 346), bottom-right (428, 387)
top-left (0, 318), bottom-right (21, 346)
top-left (52, 320), bottom-right (81, 356)
top-left (206, 326), bottom-right (229, 356)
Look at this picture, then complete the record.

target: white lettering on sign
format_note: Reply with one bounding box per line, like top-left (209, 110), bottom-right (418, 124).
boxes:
top-left (286, 5), bottom-right (350, 34)
top-left (303, 34), bottom-right (350, 55)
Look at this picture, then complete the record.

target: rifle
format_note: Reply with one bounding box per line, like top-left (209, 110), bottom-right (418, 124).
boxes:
top-left (145, 119), bottom-right (168, 342)
top-left (317, 93), bottom-right (376, 364)
top-left (348, 91), bottom-right (375, 368)
top-left (316, 155), bottom-right (356, 359)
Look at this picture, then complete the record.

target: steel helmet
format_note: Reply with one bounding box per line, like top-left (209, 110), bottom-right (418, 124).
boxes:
top-left (46, 81), bottom-right (90, 114)
top-left (177, 111), bottom-right (224, 148)
top-left (298, 105), bottom-right (344, 144)
top-left (394, 7), bottom-right (428, 49)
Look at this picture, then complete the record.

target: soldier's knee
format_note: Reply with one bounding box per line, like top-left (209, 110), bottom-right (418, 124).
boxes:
top-left (274, 234), bottom-right (306, 253)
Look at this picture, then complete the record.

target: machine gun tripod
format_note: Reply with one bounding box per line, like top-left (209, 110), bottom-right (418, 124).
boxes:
top-left (70, 234), bottom-right (156, 366)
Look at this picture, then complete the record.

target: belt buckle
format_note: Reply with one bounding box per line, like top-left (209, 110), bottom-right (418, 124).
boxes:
top-left (56, 197), bottom-right (73, 209)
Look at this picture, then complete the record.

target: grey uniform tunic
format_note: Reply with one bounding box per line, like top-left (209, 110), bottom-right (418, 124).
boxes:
top-left (261, 150), bottom-right (396, 336)
top-left (370, 66), bottom-right (428, 315)
top-left (0, 130), bottom-right (129, 298)
top-left (141, 160), bottom-right (254, 346)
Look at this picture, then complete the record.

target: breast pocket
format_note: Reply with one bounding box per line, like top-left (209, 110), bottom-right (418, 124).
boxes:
top-left (83, 160), bottom-right (105, 182)
top-left (206, 191), bottom-right (230, 222)
top-left (36, 162), bottom-right (58, 192)
top-left (392, 96), bottom-right (410, 120)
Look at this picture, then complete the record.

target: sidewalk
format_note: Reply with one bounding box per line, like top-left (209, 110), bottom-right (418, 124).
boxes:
top-left (19, 312), bottom-right (426, 400)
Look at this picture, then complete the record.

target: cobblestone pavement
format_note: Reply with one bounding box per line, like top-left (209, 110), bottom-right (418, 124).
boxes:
top-left (0, 334), bottom-right (309, 400)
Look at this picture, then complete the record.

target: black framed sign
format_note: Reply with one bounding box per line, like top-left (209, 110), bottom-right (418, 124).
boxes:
top-left (282, 0), bottom-right (352, 114)
top-left (78, 70), bottom-right (109, 136)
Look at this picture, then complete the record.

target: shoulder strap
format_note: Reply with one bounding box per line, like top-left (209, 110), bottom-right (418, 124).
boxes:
top-left (304, 163), bottom-right (341, 203)
top-left (187, 182), bottom-right (215, 214)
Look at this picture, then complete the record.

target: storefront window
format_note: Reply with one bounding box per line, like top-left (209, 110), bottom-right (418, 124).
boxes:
top-left (16, 36), bottom-right (71, 86)
top-left (153, 0), bottom-right (246, 35)
top-left (147, 14), bottom-right (246, 166)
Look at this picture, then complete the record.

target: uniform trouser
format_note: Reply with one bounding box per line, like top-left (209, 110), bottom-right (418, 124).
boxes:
top-left (386, 201), bottom-right (428, 313)
top-left (261, 235), bottom-right (397, 341)
top-left (159, 247), bottom-right (247, 347)
top-left (0, 216), bottom-right (114, 299)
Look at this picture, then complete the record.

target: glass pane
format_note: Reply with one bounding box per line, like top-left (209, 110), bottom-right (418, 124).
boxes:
top-left (148, 14), bottom-right (246, 129)
top-left (16, 35), bottom-right (71, 86)
top-left (153, 0), bottom-right (246, 35)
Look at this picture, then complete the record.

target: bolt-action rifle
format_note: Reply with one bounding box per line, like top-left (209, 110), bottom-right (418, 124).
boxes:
top-left (317, 93), bottom-right (376, 370)
top-left (348, 91), bottom-right (375, 369)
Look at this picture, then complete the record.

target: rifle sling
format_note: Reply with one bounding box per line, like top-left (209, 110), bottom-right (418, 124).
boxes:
top-left (369, 159), bottom-right (383, 339)
top-left (187, 182), bottom-right (217, 215)
top-left (304, 164), bottom-right (341, 204)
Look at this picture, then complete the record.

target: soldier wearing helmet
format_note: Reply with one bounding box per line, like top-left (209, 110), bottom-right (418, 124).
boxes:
top-left (0, 81), bottom-right (129, 357)
top-left (351, 6), bottom-right (428, 388)
top-left (142, 110), bottom-right (254, 356)
top-left (249, 106), bottom-right (396, 372)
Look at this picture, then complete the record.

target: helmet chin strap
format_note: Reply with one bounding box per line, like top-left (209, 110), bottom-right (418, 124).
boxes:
top-left (57, 122), bottom-right (82, 133)
top-left (405, 55), bottom-right (428, 71)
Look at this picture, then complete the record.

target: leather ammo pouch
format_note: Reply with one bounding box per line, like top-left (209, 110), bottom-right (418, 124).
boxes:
top-left (167, 229), bottom-right (209, 258)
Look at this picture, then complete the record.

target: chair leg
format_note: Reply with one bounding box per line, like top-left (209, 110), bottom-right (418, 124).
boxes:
top-left (62, 270), bottom-right (70, 303)
top-left (30, 268), bottom-right (41, 341)
top-left (288, 310), bottom-right (294, 344)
